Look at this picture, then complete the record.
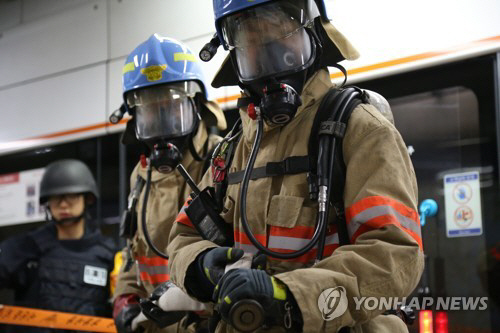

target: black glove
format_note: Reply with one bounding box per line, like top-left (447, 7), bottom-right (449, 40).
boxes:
top-left (114, 303), bottom-right (143, 333)
top-left (213, 268), bottom-right (303, 332)
top-left (186, 247), bottom-right (244, 302)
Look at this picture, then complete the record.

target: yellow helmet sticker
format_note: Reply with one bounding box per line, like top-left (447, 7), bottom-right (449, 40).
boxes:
top-left (174, 53), bottom-right (196, 62)
top-left (140, 64), bottom-right (168, 82)
top-left (122, 62), bottom-right (135, 74)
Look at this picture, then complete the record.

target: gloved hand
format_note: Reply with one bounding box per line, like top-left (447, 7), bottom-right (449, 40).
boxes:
top-left (213, 269), bottom-right (303, 332)
top-left (139, 281), bottom-right (207, 328)
top-left (186, 247), bottom-right (244, 302)
top-left (113, 294), bottom-right (144, 333)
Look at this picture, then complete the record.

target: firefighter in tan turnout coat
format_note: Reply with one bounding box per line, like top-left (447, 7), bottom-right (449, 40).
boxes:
top-left (167, 1), bottom-right (425, 332)
top-left (112, 34), bottom-right (226, 333)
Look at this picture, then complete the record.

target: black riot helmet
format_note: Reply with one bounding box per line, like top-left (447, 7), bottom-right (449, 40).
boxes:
top-left (39, 159), bottom-right (99, 205)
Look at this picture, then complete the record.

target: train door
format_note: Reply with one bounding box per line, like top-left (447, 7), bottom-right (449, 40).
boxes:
top-left (361, 53), bottom-right (500, 332)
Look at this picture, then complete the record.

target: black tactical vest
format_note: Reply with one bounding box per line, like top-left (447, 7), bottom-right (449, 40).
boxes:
top-left (6, 223), bottom-right (115, 333)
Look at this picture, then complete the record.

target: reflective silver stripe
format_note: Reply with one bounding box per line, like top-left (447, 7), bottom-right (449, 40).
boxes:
top-left (268, 233), bottom-right (339, 251)
top-left (234, 242), bottom-right (259, 254)
top-left (236, 233), bottom-right (340, 254)
top-left (138, 264), bottom-right (169, 275)
top-left (323, 233), bottom-right (339, 247)
top-left (348, 205), bottom-right (421, 238)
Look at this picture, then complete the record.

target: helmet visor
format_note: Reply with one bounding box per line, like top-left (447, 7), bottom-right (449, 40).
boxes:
top-left (126, 82), bottom-right (201, 141)
top-left (221, 0), bottom-right (314, 81)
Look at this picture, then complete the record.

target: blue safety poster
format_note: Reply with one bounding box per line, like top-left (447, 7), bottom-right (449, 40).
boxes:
top-left (444, 171), bottom-right (483, 237)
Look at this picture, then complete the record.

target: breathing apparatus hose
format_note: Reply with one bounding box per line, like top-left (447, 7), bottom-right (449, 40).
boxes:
top-left (315, 133), bottom-right (333, 262)
top-left (142, 162), bottom-right (169, 259)
top-left (239, 113), bottom-right (327, 259)
top-left (315, 88), bottom-right (362, 260)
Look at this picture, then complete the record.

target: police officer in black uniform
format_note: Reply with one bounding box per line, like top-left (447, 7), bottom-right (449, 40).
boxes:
top-left (0, 159), bottom-right (116, 332)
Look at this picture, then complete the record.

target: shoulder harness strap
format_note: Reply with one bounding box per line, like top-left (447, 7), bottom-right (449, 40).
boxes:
top-left (119, 174), bottom-right (145, 239)
top-left (227, 156), bottom-right (310, 185)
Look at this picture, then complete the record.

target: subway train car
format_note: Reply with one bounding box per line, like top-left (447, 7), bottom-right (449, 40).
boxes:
top-left (334, 38), bottom-right (500, 333)
top-left (0, 0), bottom-right (499, 332)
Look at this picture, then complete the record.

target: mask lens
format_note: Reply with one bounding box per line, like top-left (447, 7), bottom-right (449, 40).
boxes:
top-left (127, 82), bottom-right (200, 141)
top-left (222, 0), bottom-right (310, 48)
top-left (233, 28), bottom-right (312, 81)
top-left (221, 1), bottom-right (313, 81)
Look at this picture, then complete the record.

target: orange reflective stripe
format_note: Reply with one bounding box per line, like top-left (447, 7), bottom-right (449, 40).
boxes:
top-left (136, 256), bottom-right (168, 266)
top-left (269, 224), bottom-right (337, 239)
top-left (346, 196), bottom-right (419, 225)
top-left (234, 229), bottom-right (266, 254)
top-left (268, 232), bottom-right (338, 250)
top-left (346, 196), bottom-right (422, 250)
top-left (269, 225), bottom-right (316, 238)
top-left (176, 197), bottom-right (194, 228)
top-left (234, 225), bottom-right (340, 261)
top-left (268, 226), bottom-right (339, 263)
top-left (175, 211), bottom-right (194, 228)
top-left (136, 256), bottom-right (169, 284)
top-left (267, 243), bottom-right (339, 264)
top-left (234, 229), bottom-right (267, 246)
top-left (235, 226), bottom-right (340, 263)
top-left (350, 215), bottom-right (423, 250)
top-left (139, 272), bottom-right (170, 285)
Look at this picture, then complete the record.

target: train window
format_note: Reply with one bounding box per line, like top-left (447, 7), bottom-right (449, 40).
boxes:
top-left (388, 85), bottom-right (497, 332)
top-left (391, 86), bottom-right (483, 185)
top-left (358, 54), bottom-right (499, 332)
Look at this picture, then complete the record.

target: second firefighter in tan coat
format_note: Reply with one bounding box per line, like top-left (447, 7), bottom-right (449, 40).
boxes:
top-left (112, 34), bottom-right (226, 333)
top-left (167, 1), bottom-right (424, 332)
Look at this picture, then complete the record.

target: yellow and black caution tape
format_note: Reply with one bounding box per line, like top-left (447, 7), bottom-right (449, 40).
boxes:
top-left (0, 305), bottom-right (117, 332)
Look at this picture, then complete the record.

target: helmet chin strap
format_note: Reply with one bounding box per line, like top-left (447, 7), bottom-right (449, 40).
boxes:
top-left (54, 213), bottom-right (85, 225)
top-left (46, 208), bottom-right (86, 226)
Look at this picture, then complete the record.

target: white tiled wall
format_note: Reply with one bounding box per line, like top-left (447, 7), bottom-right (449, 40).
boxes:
top-left (0, 64), bottom-right (107, 141)
top-left (0, 1), bottom-right (107, 88)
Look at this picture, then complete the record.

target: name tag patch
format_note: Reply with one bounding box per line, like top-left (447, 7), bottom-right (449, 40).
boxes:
top-left (83, 265), bottom-right (107, 287)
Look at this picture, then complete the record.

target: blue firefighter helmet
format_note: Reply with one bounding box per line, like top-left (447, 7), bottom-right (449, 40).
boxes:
top-left (213, 0), bottom-right (330, 50)
top-left (116, 34), bottom-right (225, 143)
top-left (122, 34), bottom-right (207, 102)
top-left (209, 0), bottom-right (359, 88)
top-left (121, 34), bottom-right (212, 142)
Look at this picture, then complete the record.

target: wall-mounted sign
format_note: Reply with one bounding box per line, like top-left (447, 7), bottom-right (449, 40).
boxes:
top-left (0, 168), bottom-right (46, 227)
top-left (444, 171), bottom-right (482, 237)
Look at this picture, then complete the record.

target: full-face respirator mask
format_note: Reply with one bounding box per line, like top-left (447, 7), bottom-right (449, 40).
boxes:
top-left (125, 81), bottom-right (202, 173)
top-left (228, 2), bottom-right (318, 125)
top-left (205, 0), bottom-right (320, 125)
